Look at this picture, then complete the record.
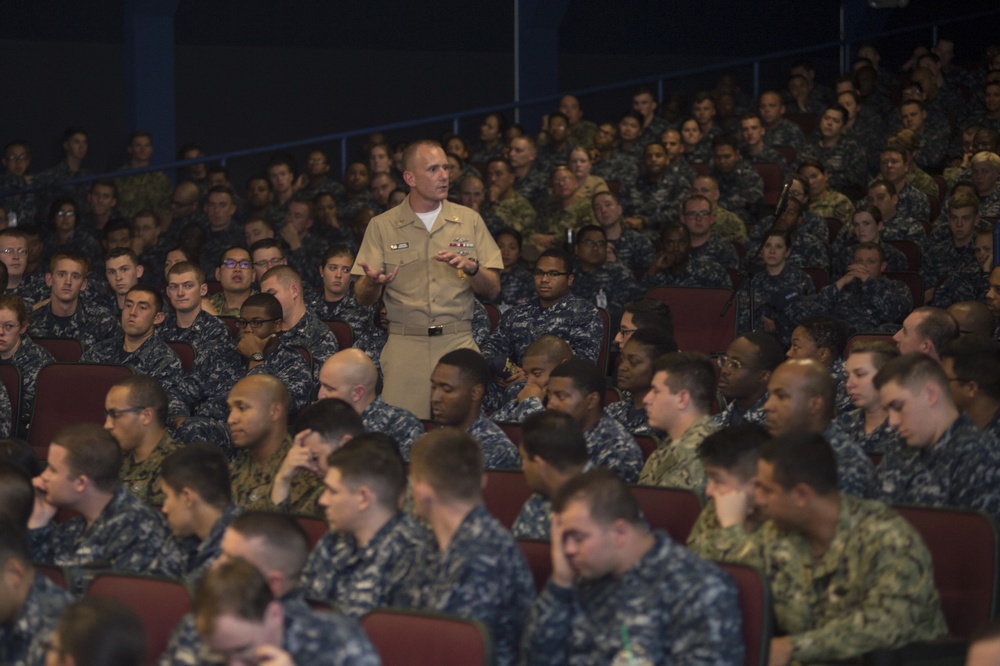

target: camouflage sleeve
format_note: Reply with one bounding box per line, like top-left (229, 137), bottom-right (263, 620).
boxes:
top-left (521, 582), bottom-right (575, 666)
top-left (491, 396), bottom-right (545, 424)
top-left (156, 614), bottom-right (201, 666)
top-left (147, 536), bottom-right (190, 580)
top-left (107, 514), bottom-right (169, 574)
top-left (258, 473), bottom-right (323, 517)
top-left (788, 522), bottom-right (944, 662)
top-left (28, 523), bottom-right (56, 564)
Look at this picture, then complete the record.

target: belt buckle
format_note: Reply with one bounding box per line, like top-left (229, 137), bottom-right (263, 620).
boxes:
top-left (428, 326), bottom-right (444, 337)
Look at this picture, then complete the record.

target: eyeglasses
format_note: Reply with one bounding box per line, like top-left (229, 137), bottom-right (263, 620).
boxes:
top-left (220, 259), bottom-right (251, 269)
top-left (0, 248), bottom-right (27, 255)
top-left (578, 240), bottom-right (607, 248)
top-left (235, 317), bottom-right (280, 330)
top-left (105, 407), bottom-right (146, 419)
top-left (5, 154), bottom-right (28, 162)
top-left (718, 356), bottom-right (745, 371)
top-left (532, 270), bottom-right (571, 278)
top-left (253, 258), bottom-right (285, 268)
top-left (0, 322), bottom-right (20, 333)
top-left (56, 210), bottom-right (76, 217)
top-left (683, 210), bottom-right (711, 219)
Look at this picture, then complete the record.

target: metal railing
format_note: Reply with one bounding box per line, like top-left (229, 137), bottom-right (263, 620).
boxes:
top-left (2, 6), bottom-right (998, 202)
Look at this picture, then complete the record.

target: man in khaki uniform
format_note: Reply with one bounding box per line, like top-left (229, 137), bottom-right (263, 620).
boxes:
top-left (352, 140), bottom-right (501, 418)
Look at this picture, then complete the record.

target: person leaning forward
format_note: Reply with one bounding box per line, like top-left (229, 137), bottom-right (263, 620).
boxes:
top-left (352, 140), bottom-right (501, 418)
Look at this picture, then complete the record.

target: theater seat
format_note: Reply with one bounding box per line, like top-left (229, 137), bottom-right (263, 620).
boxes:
top-left (717, 562), bottom-right (773, 666)
top-left (294, 514), bottom-right (329, 550)
top-left (322, 319), bottom-right (354, 349)
top-left (630, 485), bottom-right (703, 543)
top-left (32, 337), bottom-right (83, 363)
top-left (361, 608), bottom-right (493, 666)
top-left (85, 572), bottom-right (192, 666)
top-left (646, 287), bottom-right (736, 355)
top-left (28, 363), bottom-right (133, 461)
top-left (517, 539), bottom-right (552, 593)
top-left (482, 469), bottom-right (532, 529)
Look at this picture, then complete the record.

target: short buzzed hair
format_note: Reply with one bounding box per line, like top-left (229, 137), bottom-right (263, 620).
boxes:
top-left (401, 140), bottom-right (442, 172)
top-left (260, 264), bottom-right (302, 289)
top-left (160, 443), bottom-right (232, 509)
top-left (940, 337), bottom-right (1000, 400)
top-left (436, 348), bottom-right (490, 390)
top-left (552, 468), bottom-right (643, 527)
top-left (325, 434), bottom-right (406, 511)
top-left (549, 360), bottom-right (605, 404)
top-left (409, 429), bottom-right (484, 503)
top-left (760, 432), bottom-right (838, 495)
top-left (520, 410), bottom-right (588, 471)
top-left (194, 558), bottom-right (272, 637)
top-left (293, 398), bottom-right (364, 443)
top-left (167, 260), bottom-right (206, 284)
top-left (53, 424), bottom-right (122, 493)
top-left (698, 424), bottom-right (771, 481)
top-left (742, 332), bottom-right (786, 372)
top-left (912, 306), bottom-right (959, 353)
top-left (228, 511), bottom-right (310, 578)
top-left (523, 335), bottom-right (573, 364)
top-left (241, 292), bottom-right (283, 320)
top-left (652, 352), bottom-right (717, 412)
top-left (873, 352), bottom-right (952, 400)
top-left (113, 375), bottom-right (168, 427)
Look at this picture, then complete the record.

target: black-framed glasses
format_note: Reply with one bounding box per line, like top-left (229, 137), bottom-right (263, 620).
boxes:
top-left (220, 259), bottom-right (251, 269)
top-left (235, 317), bottom-right (280, 330)
top-left (105, 407), bottom-right (146, 419)
top-left (532, 270), bottom-right (571, 278)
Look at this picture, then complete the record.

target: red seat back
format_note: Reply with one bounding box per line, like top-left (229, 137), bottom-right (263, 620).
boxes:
top-left (361, 608), bottom-right (493, 666)
top-left (754, 162), bottom-right (784, 206)
top-left (772, 145), bottom-right (797, 167)
top-left (32, 337), bottom-right (83, 362)
top-left (166, 341), bottom-right (196, 371)
top-left (482, 469), bottom-right (532, 529)
top-left (86, 573), bottom-right (192, 666)
top-left (893, 505), bottom-right (998, 637)
top-left (518, 539), bottom-right (553, 593)
top-left (322, 319), bottom-right (354, 349)
top-left (646, 287), bottom-right (736, 355)
top-left (482, 303), bottom-right (501, 331)
top-left (295, 514), bottom-right (329, 550)
top-left (634, 434), bottom-right (659, 462)
top-left (717, 562), bottom-right (773, 666)
top-left (630, 485), bottom-right (703, 543)
top-left (497, 421), bottom-right (522, 445)
top-left (28, 363), bottom-right (133, 461)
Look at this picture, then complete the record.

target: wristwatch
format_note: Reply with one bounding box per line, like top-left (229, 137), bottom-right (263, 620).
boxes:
top-left (250, 352), bottom-right (264, 362)
top-left (467, 258), bottom-right (480, 276)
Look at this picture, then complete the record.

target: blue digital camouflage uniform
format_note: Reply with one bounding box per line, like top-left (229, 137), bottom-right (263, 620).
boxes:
top-left (921, 239), bottom-right (979, 301)
top-left (301, 512), bottom-right (432, 618)
top-left (393, 503), bottom-right (536, 666)
top-left (830, 237), bottom-right (909, 277)
top-left (514, 166), bottom-right (550, 213)
top-left (792, 278), bottom-right (912, 333)
top-left (699, 494), bottom-right (947, 664)
top-left (466, 412), bottom-right (522, 469)
top-left (684, 139), bottom-right (713, 164)
top-left (286, 233), bottom-right (330, 290)
top-left (361, 396), bottom-right (424, 462)
top-left (493, 263), bottom-right (535, 307)
top-left (737, 264), bottom-right (814, 337)
top-left (81, 330), bottom-right (183, 388)
top-left (637, 415), bottom-right (717, 497)
top-left (512, 492), bottom-right (553, 541)
top-left (834, 408), bottom-right (899, 456)
top-left (27, 299), bottom-right (119, 350)
top-left (641, 256), bottom-right (732, 290)
top-left (569, 259), bottom-right (641, 314)
top-left (743, 144), bottom-right (792, 179)
top-left (874, 413), bottom-right (1000, 522)
top-left (120, 432), bottom-right (180, 505)
top-left (879, 213), bottom-right (928, 247)
top-left (521, 531), bottom-right (743, 666)
top-left (931, 267), bottom-right (989, 310)
top-left (148, 504), bottom-right (242, 586)
top-left (0, 173), bottom-right (37, 225)
top-left (689, 234), bottom-right (739, 270)
top-left (41, 228), bottom-right (104, 273)
top-left (712, 393), bottom-right (769, 428)
top-left (895, 181), bottom-right (931, 224)
top-left (621, 173), bottom-right (692, 230)
top-left (159, 309), bottom-right (231, 355)
top-left (490, 388), bottom-right (545, 425)
top-left (158, 591), bottom-right (380, 666)
top-left (584, 415), bottom-right (644, 483)
top-left (29, 486), bottom-right (169, 592)
top-left (4, 335), bottom-right (54, 437)
top-left (591, 152), bottom-right (639, 187)
top-left (799, 136), bottom-right (869, 194)
top-left (480, 293), bottom-right (603, 366)
top-left (824, 420), bottom-right (876, 497)
top-left (281, 309), bottom-right (339, 383)
top-left (3, 573), bottom-right (73, 666)
top-left (230, 436), bottom-right (293, 509)
top-left (763, 118), bottom-right (806, 152)
top-left (608, 229), bottom-right (656, 275)
top-left (711, 161), bottom-right (764, 224)
top-left (984, 409), bottom-right (1000, 440)
top-left (604, 391), bottom-right (656, 436)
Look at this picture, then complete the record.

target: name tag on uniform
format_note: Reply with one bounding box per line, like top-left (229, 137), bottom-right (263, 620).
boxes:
top-left (389, 243), bottom-right (409, 250)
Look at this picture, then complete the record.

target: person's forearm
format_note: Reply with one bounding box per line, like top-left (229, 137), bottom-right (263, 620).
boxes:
top-left (469, 267), bottom-right (501, 299)
top-left (355, 276), bottom-right (383, 306)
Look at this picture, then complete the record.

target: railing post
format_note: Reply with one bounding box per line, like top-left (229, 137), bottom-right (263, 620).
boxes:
top-left (453, 118), bottom-right (460, 136)
top-left (657, 79), bottom-right (664, 105)
top-left (340, 138), bottom-right (348, 179)
top-left (752, 60), bottom-right (760, 99)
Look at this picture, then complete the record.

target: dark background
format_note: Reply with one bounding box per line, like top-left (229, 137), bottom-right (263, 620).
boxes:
top-left (0, 0), bottom-right (995, 185)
